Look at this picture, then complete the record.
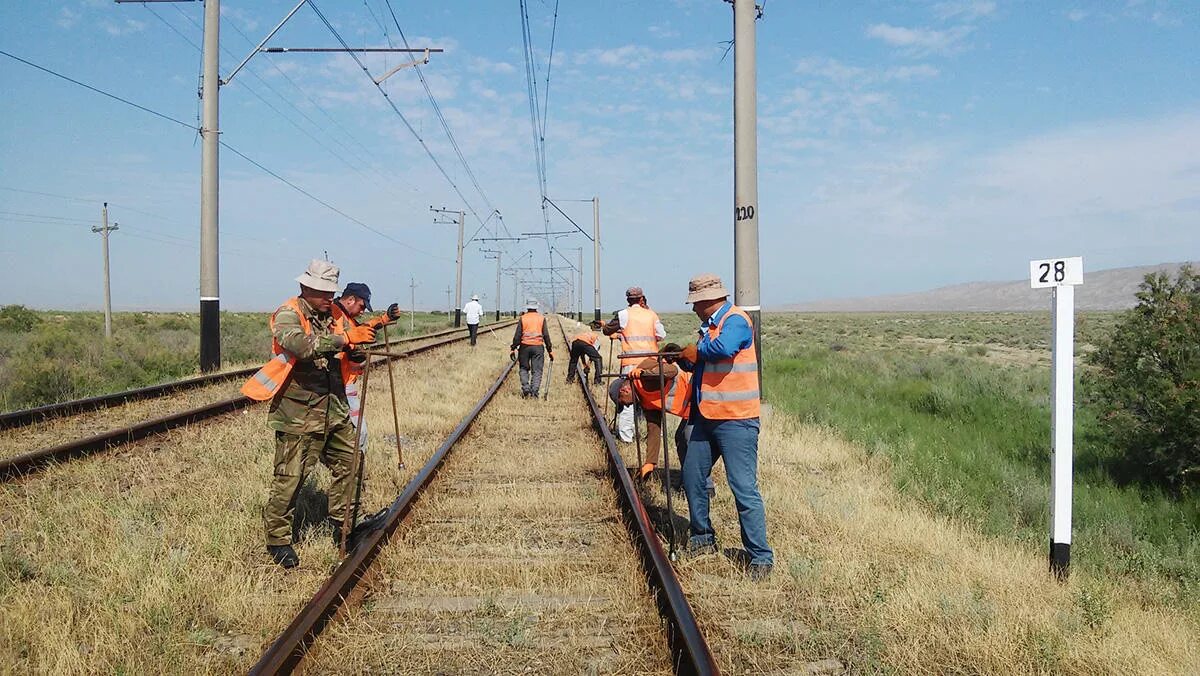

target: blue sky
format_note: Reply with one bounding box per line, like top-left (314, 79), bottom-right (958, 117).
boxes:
top-left (0, 0), bottom-right (1196, 312)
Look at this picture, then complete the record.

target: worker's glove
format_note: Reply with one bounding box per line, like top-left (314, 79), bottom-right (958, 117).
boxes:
top-left (367, 315), bottom-right (389, 329)
top-left (678, 343), bottom-right (698, 364)
top-left (387, 303), bottom-right (402, 321)
top-left (510, 350), bottom-right (517, 363)
top-left (346, 350), bottom-right (368, 364)
top-left (661, 342), bottom-right (683, 364)
top-left (346, 325), bottom-right (376, 346)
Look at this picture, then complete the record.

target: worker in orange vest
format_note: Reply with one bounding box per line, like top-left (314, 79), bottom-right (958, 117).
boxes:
top-left (565, 320), bottom-right (605, 385)
top-left (509, 300), bottom-right (554, 398)
top-left (244, 260), bottom-right (378, 570)
top-left (676, 273), bottom-right (772, 580)
top-left (602, 286), bottom-right (666, 441)
top-left (331, 282), bottom-right (402, 450)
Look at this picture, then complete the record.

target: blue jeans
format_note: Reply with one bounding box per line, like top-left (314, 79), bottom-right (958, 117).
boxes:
top-left (682, 415), bottom-right (773, 565)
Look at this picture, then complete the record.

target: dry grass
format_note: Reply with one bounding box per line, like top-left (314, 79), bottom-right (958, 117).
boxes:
top-left (303, 317), bottom-right (672, 673)
top-left (633, 410), bottom-right (1200, 673)
top-left (0, 329), bottom-right (514, 673)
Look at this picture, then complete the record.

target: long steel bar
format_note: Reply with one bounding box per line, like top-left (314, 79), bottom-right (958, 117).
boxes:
top-left (0, 324), bottom-right (515, 481)
top-left (0, 322), bottom-right (514, 430)
top-left (380, 324), bottom-right (405, 470)
top-left (249, 360), bottom-right (516, 675)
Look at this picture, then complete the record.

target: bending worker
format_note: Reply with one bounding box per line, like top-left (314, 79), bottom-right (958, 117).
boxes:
top-left (677, 273), bottom-right (773, 581)
top-left (332, 282), bottom-right (402, 449)
top-left (510, 300), bottom-right (554, 398)
top-left (602, 286), bottom-right (666, 442)
top-left (463, 293), bottom-right (484, 346)
top-left (242, 260), bottom-right (378, 570)
top-left (566, 320), bottom-right (604, 385)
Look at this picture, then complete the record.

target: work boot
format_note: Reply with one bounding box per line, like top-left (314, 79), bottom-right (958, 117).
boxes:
top-left (267, 544), bottom-right (299, 569)
top-left (685, 539), bottom-right (718, 558)
top-left (748, 563), bottom-right (773, 582)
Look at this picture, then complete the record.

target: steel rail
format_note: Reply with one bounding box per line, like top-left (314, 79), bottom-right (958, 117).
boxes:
top-left (0, 325), bottom-right (512, 482)
top-left (556, 316), bottom-right (719, 675)
top-left (249, 360), bottom-right (516, 675)
top-left (0, 321), bottom-right (515, 430)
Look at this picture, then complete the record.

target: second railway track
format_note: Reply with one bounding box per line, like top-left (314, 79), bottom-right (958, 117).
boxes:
top-left (0, 320), bottom-right (516, 481)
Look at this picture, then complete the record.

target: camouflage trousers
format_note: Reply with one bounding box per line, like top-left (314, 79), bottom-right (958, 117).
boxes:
top-left (263, 422), bottom-right (358, 547)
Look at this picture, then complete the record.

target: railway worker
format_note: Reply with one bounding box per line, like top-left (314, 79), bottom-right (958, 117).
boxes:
top-left (510, 300), bottom-right (554, 398)
top-left (566, 320), bottom-right (605, 385)
top-left (676, 273), bottom-right (773, 580)
top-left (463, 294), bottom-right (484, 347)
top-left (242, 260), bottom-right (378, 570)
top-left (332, 282), bottom-right (403, 449)
top-left (601, 286), bottom-right (666, 442)
top-left (625, 346), bottom-right (689, 480)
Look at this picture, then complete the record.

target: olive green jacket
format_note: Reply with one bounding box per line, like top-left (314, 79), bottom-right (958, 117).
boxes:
top-left (267, 296), bottom-right (350, 435)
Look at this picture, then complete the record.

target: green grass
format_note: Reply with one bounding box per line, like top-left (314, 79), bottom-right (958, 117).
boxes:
top-left (660, 311), bottom-right (1199, 615)
top-left (0, 307), bottom-right (459, 412)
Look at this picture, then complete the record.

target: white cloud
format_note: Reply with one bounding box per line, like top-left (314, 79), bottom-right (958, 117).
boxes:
top-left (100, 19), bottom-right (147, 37)
top-left (469, 57), bottom-right (517, 75)
top-left (932, 1), bottom-right (996, 21)
top-left (866, 23), bottom-right (974, 55)
top-left (574, 45), bottom-right (710, 70)
top-left (649, 24), bottom-right (680, 39)
top-left (1065, 9), bottom-right (1089, 22)
top-left (56, 7), bottom-right (81, 29)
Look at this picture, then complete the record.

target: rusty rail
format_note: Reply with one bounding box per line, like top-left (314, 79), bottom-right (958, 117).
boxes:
top-left (0, 324), bottom-right (513, 481)
top-left (249, 360), bottom-right (516, 674)
top-left (0, 321), bottom-right (514, 431)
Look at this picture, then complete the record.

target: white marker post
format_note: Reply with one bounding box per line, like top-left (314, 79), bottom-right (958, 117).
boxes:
top-left (1029, 256), bottom-right (1083, 580)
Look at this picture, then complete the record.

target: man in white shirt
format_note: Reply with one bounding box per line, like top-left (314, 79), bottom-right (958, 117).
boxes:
top-left (463, 293), bottom-right (484, 346)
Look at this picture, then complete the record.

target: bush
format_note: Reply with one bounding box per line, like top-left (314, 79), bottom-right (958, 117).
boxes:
top-left (1087, 265), bottom-right (1200, 491)
top-left (0, 305), bottom-right (42, 333)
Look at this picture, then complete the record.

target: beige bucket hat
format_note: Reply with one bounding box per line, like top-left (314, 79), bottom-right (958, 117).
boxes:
top-left (685, 273), bottom-right (730, 304)
top-left (296, 259), bottom-right (340, 292)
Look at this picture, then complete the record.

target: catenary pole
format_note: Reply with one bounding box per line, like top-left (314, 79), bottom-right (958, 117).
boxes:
top-left (733, 0), bottom-right (762, 392)
top-left (92, 202), bottom-right (119, 339)
top-left (592, 196), bottom-right (601, 322)
top-left (456, 210), bottom-right (465, 326)
top-left (408, 276), bottom-right (417, 333)
top-left (199, 0), bottom-right (221, 372)
top-left (577, 247), bottom-right (584, 321)
top-left (495, 252), bottom-right (502, 321)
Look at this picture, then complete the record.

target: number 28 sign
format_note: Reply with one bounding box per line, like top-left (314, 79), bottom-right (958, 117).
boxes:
top-left (1029, 256), bottom-right (1083, 289)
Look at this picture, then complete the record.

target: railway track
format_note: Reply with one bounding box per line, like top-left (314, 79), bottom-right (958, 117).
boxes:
top-left (250, 316), bottom-right (716, 674)
top-left (0, 320), bottom-right (516, 481)
top-left (0, 322), bottom-right (497, 431)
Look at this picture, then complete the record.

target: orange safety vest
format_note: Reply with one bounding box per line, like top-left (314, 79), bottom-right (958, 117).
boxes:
top-left (520, 312), bottom-right (546, 346)
top-left (240, 298), bottom-right (345, 401)
top-left (331, 304), bottom-right (364, 386)
top-left (571, 330), bottom-right (599, 346)
top-left (631, 369), bottom-right (691, 418)
top-left (697, 305), bottom-right (760, 420)
top-left (619, 305), bottom-right (660, 367)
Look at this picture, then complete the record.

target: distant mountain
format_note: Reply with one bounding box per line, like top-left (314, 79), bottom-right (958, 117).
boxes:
top-left (779, 262), bottom-right (1194, 312)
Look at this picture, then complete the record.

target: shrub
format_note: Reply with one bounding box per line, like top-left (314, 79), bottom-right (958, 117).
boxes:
top-left (1087, 265), bottom-right (1200, 491)
top-left (0, 305), bottom-right (42, 333)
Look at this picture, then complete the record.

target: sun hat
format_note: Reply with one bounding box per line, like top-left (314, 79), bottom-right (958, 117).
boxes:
top-left (471, 293), bottom-right (480, 301)
top-left (685, 273), bottom-right (729, 304)
top-left (296, 259), bottom-right (340, 293)
top-left (342, 282), bottom-right (373, 311)
top-left (526, 300), bottom-right (539, 310)
top-left (625, 286), bottom-right (644, 298)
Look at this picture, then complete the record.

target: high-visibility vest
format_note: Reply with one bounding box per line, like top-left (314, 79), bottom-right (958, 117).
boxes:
top-left (631, 369), bottom-right (691, 418)
top-left (571, 330), bottom-right (598, 347)
top-left (520, 312), bottom-right (545, 346)
top-left (619, 305), bottom-right (660, 367)
top-left (697, 305), bottom-right (760, 420)
top-left (240, 298), bottom-right (344, 401)
top-left (331, 304), bottom-right (364, 386)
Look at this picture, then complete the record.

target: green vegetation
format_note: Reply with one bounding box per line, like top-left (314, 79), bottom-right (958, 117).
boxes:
top-left (0, 308), bottom-right (454, 412)
top-left (1088, 265), bottom-right (1200, 491)
top-left (659, 311), bottom-right (1199, 616)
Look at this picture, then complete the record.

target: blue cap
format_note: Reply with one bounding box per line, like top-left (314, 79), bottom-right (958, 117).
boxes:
top-left (342, 282), bottom-right (373, 311)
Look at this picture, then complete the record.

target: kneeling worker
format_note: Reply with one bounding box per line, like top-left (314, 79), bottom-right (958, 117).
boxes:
top-left (241, 260), bottom-right (377, 569)
top-left (566, 320), bottom-right (604, 385)
top-left (510, 300), bottom-right (554, 398)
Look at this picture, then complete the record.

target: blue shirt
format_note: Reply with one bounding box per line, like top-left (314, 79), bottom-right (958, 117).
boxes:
top-left (685, 301), bottom-right (754, 410)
